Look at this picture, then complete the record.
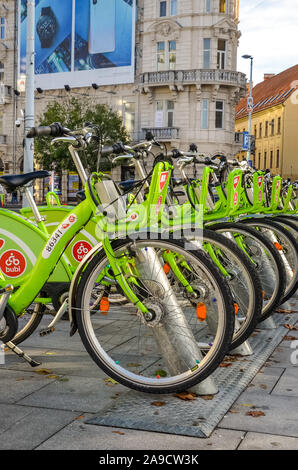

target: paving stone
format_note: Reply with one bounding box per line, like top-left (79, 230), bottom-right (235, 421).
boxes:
top-left (244, 366), bottom-right (284, 394)
top-left (18, 375), bottom-right (129, 413)
top-left (271, 368), bottom-right (298, 397)
top-left (218, 391), bottom-right (298, 437)
top-left (0, 404), bottom-right (33, 434)
top-left (36, 417), bottom-right (244, 450)
top-left (238, 432), bottom-right (298, 450)
top-left (0, 406), bottom-right (77, 450)
top-left (0, 369), bottom-right (58, 404)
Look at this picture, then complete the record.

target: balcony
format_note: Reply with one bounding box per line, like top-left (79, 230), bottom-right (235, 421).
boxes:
top-left (141, 127), bottom-right (180, 141)
top-left (139, 69), bottom-right (246, 90)
top-left (0, 83), bottom-right (12, 104)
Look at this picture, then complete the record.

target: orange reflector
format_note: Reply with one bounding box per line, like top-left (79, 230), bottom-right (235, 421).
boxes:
top-left (196, 302), bottom-right (207, 321)
top-left (100, 297), bottom-right (109, 314)
top-left (163, 263), bottom-right (171, 275)
top-left (262, 290), bottom-right (265, 299)
top-left (274, 242), bottom-right (283, 251)
top-left (234, 303), bottom-right (239, 315)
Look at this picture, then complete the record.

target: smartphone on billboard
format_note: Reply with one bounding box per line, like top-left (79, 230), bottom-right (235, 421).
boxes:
top-left (89, 0), bottom-right (116, 54)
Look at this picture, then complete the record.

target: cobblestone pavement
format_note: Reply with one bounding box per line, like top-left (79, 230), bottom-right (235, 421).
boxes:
top-left (0, 300), bottom-right (297, 450)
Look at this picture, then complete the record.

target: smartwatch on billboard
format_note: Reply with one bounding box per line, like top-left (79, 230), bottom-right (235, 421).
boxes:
top-left (36, 7), bottom-right (58, 49)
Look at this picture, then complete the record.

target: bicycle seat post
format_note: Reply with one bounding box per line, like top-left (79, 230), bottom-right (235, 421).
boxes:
top-left (23, 186), bottom-right (44, 225)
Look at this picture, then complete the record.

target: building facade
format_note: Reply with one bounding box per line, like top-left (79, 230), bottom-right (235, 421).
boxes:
top-left (235, 65), bottom-right (298, 180)
top-left (0, 0), bottom-right (246, 201)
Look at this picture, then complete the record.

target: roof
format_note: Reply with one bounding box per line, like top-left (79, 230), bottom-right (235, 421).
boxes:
top-left (236, 64), bottom-right (298, 120)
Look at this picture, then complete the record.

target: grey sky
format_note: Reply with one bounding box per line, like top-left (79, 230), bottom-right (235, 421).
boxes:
top-left (237, 0), bottom-right (298, 85)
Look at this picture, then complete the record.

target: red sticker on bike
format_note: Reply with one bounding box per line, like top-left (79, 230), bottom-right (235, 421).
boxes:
top-left (233, 192), bottom-right (238, 206)
top-left (275, 181), bottom-right (280, 202)
top-left (233, 176), bottom-right (240, 190)
top-left (0, 250), bottom-right (27, 278)
top-left (155, 196), bottom-right (163, 214)
top-left (159, 172), bottom-right (169, 192)
top-left (258, 190), bottom-right (263, 202)
top-left (72, 241), bottom-right (93, 263)
top-left (0, 239), bottom-right (5, 250)
top-left (258, 176), bottom-right (263, 188)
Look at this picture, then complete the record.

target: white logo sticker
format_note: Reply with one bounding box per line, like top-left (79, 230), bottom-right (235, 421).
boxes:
top-left (42, 214), bottom-right (77, 259)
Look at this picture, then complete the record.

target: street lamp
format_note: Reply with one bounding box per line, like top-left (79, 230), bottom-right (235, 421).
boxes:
top-left (242, 54), bottom-right (254, 166)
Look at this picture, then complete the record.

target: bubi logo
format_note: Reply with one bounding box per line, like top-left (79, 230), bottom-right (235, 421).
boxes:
top-left (258, 176), bottom-right (263, 188)
top-left (159, 172), bottom-right (169, 192)
top-left (233, 176), bottom-right (240, 190)
top-left (0, 250), bottom-right (27, 278)
top-left (72, 241), bottom-right (93, 263)
top-left (0, 239), bottom-right (5, 250)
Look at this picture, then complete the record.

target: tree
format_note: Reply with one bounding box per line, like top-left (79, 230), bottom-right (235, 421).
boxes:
top-left (34, 96), bottom-right (129, 173)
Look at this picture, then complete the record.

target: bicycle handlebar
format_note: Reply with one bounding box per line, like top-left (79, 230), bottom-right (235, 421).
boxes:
top-left (27, 122), bottom-right (70, 138)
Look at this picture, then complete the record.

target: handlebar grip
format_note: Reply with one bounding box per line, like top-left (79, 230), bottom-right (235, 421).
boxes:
top-left (171, 149), bottom-right (183, 159)
top-left (26, 122), bottom-right (69, 138)
top-left (100, 142), bottom-right (126, 156)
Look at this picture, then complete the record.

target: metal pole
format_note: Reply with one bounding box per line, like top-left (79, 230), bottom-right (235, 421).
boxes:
top-left (247, 57), bottom-right (253, 165)
top-left (23, 0), bottom-right (35, 206)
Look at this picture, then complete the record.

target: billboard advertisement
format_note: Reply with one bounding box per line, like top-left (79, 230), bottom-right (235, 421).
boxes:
top-left (19, 0), bottom-right (135, 90)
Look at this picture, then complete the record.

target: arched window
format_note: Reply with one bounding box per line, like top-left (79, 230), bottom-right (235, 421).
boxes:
top-left (0, 62), bottom-right (4, 82)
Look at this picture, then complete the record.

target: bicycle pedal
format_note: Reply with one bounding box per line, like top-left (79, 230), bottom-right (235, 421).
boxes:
top-left (39, 327), bottom-right (55, 337)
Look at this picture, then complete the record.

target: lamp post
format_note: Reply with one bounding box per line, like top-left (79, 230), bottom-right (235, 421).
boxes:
top-left (242, 55), bottom-right (254, 166)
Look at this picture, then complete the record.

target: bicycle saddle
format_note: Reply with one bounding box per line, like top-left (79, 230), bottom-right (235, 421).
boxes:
top-left (0, 171), bottom-right (50, 192)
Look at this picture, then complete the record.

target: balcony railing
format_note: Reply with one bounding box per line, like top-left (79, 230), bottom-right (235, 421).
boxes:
top-left (139, 69), bottom-right (246, 88)
top-left (141, 127), bottom-right (180, 140)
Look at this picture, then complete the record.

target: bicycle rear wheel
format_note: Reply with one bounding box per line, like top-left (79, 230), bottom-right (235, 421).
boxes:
top-left (75, 235), bottom-right (235, 394)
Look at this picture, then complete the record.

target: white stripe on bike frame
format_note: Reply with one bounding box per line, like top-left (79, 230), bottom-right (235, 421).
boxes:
top-left (0, 229), bottom-right (37, 265)
top-left (46, 224), bottom-right (98, 246)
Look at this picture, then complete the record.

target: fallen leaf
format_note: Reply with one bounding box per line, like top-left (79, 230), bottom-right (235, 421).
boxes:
top-left (240, 403), bottom-right (255, 407)
top-left (245, 410), bottom-right (266, 417)
top-left (175, 392), bottom-right (197, 401)
top-left (45, 352), bottom-right (57, 356)
top-left (260, 384), bottom-right (267, 389)
top-left (155, 369), bottom-right (167, 377)
top-left (229, 409), bottom-right (240, 414)
top-left (276, 309), bottom-right (293, 314)
top-left (219, 362), bottom-right (232, 368)
top-left (74, 415), bottom-right (84, 420)
top-left (47, 375), bottom-right (60, 380)
top-left (284, 335), bottom-right (297, 341)
top-left (34, 369), bottom-right (53, 376)
top-left (200, 395), bottom-right (214, 401)
top-left (127, 363), bottom-right (141, 367)
top-left (16, 378), bottom-right (24, 382)
top-left (104, 378), bottom-right (118, 385)
top-left (112, 431), bottom-right (125, 435)
top-left (151, 401), bottom-right (166, 407)
top-left (284, 324), bottom-right (298, 331)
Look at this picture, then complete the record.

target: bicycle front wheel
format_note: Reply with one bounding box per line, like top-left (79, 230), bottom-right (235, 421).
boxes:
top-left (75, 236), bottom-right (235, 394)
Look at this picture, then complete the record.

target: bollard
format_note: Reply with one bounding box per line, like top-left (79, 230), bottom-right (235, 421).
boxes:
top-left (134, 246), bottom-right (218, 395)
top-left (258, 316), bottom-right (277, 330)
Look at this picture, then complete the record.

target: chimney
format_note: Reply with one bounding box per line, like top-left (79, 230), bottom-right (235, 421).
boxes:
top-left (264, 73), bottom-right (275, 81)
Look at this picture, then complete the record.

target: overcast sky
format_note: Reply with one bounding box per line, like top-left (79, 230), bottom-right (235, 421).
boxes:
top-left (237, 0), bottom-right (298, 85)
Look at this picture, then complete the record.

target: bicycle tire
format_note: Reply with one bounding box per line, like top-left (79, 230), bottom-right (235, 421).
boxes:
top-left (75, 234), bottom-right (235, 394)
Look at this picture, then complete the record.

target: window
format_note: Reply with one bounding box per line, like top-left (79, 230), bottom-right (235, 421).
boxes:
top-left (170, 0), bottom-right (177, 16)
top-left (259, 122), bottom-right (262, 138)
top-left (271, 119), bottom-right (274, 136)
top-left (206, 0), bottom-right (211, 12)
top-left (219, 0), bottom-right (226, 13)
top-left (264, 151), bottom-right (267, 169)
top-left (215, 101), bottom-right (224, 129)
top-left (278, 117), bottom-right (281, 134)
top-left (217, 39), bottom-right (226, 69)
top-left (169, 40), bottom-right (176, 70)
top-left (265, 121), bottom-right (268, 137)
top-left (203, 39), bottom-right (211, 69)
top-left (0, 18), bottom-right (5, 40)
top-left (157, 42), bottom-right (165, 71)
top-left (157, 40), bottom-right (176, 71)
top-left (270, 150), bottom-right (273, 168)
top-left (201, 99), bottom-right (209, 129)
top-left (276, 149), bottom-right (280, 168)
top-left (0, 62), bottom-right (4, 82)
top-left (123, 102), bottom-right (135, 134)
top-left (254, 125), bottom-right (257, 138)
top-left (155, 101), bottom-right (175, 127)
top-left (258, 153), bottom-right (261, 169)
top-left (160, 1), bottom-right (167, 16)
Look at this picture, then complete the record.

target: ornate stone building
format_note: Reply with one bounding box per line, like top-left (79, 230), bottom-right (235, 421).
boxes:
top-left (0, 0), bottom-right (246, 200)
